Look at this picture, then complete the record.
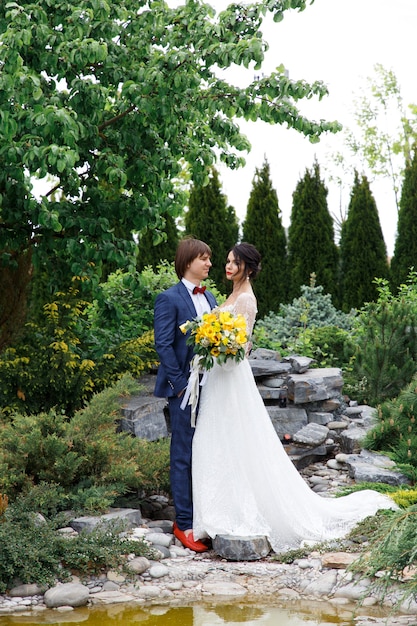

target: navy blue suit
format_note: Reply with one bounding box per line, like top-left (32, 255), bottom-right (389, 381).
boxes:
top-left (154, 281), bottom-right (216, 530)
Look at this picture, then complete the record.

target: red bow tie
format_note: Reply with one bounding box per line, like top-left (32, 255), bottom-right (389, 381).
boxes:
top-left (193, 285), bottom-right (206, 294)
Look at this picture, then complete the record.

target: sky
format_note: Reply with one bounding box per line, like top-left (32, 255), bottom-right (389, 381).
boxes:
top-left (212, 0), bottom-right (417, 256)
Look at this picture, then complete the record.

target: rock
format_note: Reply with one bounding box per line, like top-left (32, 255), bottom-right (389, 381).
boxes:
top-left (126, 556), bottom-right (150, 575)
top-left (145, 532), bottom-right (174, 548)
top-left (321, 552), bottom-right (360, 569)
top-left (284, 355), bottom-right (315, 373)
top-left (202, 582), bottom-right (247, 596)
top-left (149, 564), bottom-right (169, 579)
top-left (249, 359), bottom-right (292, 377)
top-left (344, 406), bottom-right (363, 418)
top-left (212, 535), bottom-right (270, 561)
top-left (308, 412), bottom-right (333, 425)
top-left (339, 425), bottom-right (368, 454)
top-left (303, 570), bottom-right (338, 595)
top-left (321, 399), bottom-right (342, 411)
top-left (267, 407), bottom-right (308, 439)
top-left (250, 348), bottom-right (280, 361)
top-left (70, 508), bottom-right (142, 533)
top-left (345, 451), bottom-right (410, 486)
top-left (101, 581), bottom-right (120, 591)
top-left (119, 395), bottom-right (168, 440)
top-left (136, 586), bottom-right (161, 598)
top-left (333, 577), bottom-right (373, 600)
top-left (259, 376), bottom-right (285, 388)
top-left (89, 590), bottom-right (136, 604)
top-left (257, 385), bottom-right (286, 401)
top-left (293, 423), bottom-right (329, 446)
top-left (44, 583), bottom-right (90, 608)
top-left (287, 368), bottom-right (343, 404)
top-left (9, 584), bottom-right (45, 597)
top-left (286, 444), bottom-right (332, 470)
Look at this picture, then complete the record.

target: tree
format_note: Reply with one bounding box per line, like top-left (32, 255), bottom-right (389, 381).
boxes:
top-left (0, 0), bottom-right (341, 309)
top-left (136, 214), bottom-right (179, 272)
top-left (287, 161), bottom-right (338, 301)
top-left (330, 64), bottom-right (417, 214)
top-left (242, 159), bottom-right (287, 317)
top-left (339, 172), bottom-right (389, 311)
top-left (185, 168), bottom-right (239, 292)
top-left (390, 148), bottom-right (417, 289)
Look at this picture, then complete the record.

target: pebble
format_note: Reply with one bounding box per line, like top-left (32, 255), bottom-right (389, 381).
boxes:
top-left (0, 461), bottom-right (414, 626)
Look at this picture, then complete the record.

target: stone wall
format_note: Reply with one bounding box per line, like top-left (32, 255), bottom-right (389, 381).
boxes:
top-left (119, 350), bottom-right (409, 485)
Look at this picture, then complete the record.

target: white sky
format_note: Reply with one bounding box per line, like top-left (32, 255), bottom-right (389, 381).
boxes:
top-left (213, 0), bottom-right (417, 256)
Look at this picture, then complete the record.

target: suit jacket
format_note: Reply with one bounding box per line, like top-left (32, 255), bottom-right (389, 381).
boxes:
top-left (154, 281), bottom-right (217, 398)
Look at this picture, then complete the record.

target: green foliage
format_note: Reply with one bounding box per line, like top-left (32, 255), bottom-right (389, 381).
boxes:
top-left (288, 161), bottom-right (339, 302)
top-left (0, 0), bottom-right (341, 309)
top-left (0, 497), bottom-right (154, 593)
top-left (350, 507), bottom-right (417, 603)
top-left (348, 275), bottom-right (417, 405)
top-left (242, 158), bottom-right (288, 316)
top-left (60, 523), bottom-right (155, 576)
top-left (0, 508), bottom-right (65, 592)
top-left (253, 279), bottom-right (355, 357)
top-left (363, 373), bottom-right (417, 476)
top-left (0, 375), bottom-right (170, 501)
top-left (339, 172), bottom-right (389, 311)
top-left (185, 168), bottom-right (239, 294)
top-left (82, 264), bottom-right (177, 358)
top-left (344, 64), bottom-right (416, 212)
top-left (93, 330), bottom-right (158, 389)
top-left (136, 214), bottom-right (179, 272)
top-left (0, 285), bottom-right (95, 416)
top-left (391, 147), bottom-right (417, 289)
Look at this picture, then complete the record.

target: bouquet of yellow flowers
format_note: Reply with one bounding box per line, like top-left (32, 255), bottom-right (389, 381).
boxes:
top-left (180, 308), bottom-right (248, 371)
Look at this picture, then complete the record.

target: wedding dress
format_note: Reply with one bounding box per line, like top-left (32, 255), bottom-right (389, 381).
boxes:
top-left (192, 293), bottom-right (397, 552)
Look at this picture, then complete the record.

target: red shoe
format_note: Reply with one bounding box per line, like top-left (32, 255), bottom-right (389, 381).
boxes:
top-left (173, 522), bottom-right (208, 552)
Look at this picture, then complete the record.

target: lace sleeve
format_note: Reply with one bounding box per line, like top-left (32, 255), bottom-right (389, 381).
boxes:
top-left (234, 293), bottom-right (258, 338)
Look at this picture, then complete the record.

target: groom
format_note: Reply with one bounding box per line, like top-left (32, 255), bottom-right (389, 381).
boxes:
top-left (154, 237), bottom-right (216, 552)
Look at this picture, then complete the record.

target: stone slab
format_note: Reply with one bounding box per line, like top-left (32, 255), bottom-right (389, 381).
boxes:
top-left (266, 406), bottom-right (308, 438)
top-left (213, 535), bottom-right (270, 561)
top-left (287, 368), bottom-right (343, 404)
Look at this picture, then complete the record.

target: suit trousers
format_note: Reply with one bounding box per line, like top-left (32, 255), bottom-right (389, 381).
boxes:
top-left (168, 394), bottom-right (195, 530)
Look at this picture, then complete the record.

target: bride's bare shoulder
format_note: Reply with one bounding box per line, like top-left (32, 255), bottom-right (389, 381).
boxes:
top-left (235, 292), bottom-right (257, 304)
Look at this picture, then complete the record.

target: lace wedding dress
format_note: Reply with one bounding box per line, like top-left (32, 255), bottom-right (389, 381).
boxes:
top-left (192, 293), bottom-right (397, 552)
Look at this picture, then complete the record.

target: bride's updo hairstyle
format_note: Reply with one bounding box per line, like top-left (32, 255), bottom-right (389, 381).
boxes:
top-left (230, 242), bottom-right (261, 281)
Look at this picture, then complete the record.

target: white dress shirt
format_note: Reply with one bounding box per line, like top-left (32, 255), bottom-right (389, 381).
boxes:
top-left (182, 278), bottom-right (210, 317)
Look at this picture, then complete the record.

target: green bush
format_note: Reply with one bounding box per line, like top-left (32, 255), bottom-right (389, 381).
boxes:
top-left (0, 498), bottom-right (154, 592)
top-left (0, 286), bottom-right (95, 417)
top-left (82, 262), bottom-right (225, 360)
top-left (350, 507), bottom-right (417, 604)
top-left (348, 276), bottom-right (417, 405)
top-left (253, 278), bottom-right (355, 368)
top-left (0, 375), bottom-right (170, 503)
top-left (363, 373), bottom-right (417, 481)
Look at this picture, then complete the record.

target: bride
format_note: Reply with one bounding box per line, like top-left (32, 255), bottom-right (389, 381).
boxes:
top-left (192, 242), bottom-right (397, 553)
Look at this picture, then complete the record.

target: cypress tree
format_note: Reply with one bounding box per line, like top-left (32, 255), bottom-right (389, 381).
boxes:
top-left (136, 213), bottom-right (179, 271)
top-left (390, 147), bottom-right (417, 290)
top-left (242, 159), bottom-right (288, 318)
top-left (339, 172), bottom-right (389, 311)
top-left (185, 168), bottom-right (239, 293)
top-left (288, 161), bottom-right (339, 301)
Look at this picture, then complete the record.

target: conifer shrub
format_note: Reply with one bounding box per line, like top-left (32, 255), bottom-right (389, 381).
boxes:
top-left (349, 507), bottom-right (417, 604)
top-left (0, 495), bottom-right (154, 593)
top-left (0, 375), bottom-right (170, 503)
top-left (363, 373), bottom-right (417, 482)
top-left (346, 275), bottom-right (417, 406)
top-left (253, 278), bottom-right (355, 367)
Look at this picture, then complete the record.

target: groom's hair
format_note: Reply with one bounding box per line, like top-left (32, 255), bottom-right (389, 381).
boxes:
top-left (175, 237), bottom-right (212, 279)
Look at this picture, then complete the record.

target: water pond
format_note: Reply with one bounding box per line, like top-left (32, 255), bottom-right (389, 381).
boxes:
top-left (0, 598), bottom-right (390, 626)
